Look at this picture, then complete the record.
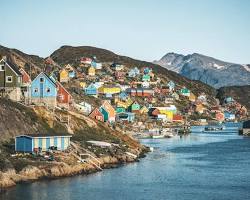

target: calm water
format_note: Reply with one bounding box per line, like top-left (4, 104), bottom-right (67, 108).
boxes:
top-left (2, 123), bottom-right (250, 200)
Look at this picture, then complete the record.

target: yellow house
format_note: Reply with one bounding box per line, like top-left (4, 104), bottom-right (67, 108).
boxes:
top-left (59, 69), bottom-right (69, 83)
top-left (159, 110), bottom-right (174, 121)
top-left (140, 106), bottom-right (149, 114)
top-left (80, 82), bottom-right (86, 88)
top-left (88, 66), bottom-right (95, 76)
top-left (125, 98), bottom-right (133, 107)
top-left (189, 93), bottom-right (196, 102)
top-left (98, 86), bottom-right (121, 94)
top-left (117, 100), bottom-right (128, 108)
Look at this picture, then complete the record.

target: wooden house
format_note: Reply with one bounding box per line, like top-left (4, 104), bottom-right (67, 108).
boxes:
top-left (189, 93), bottom-right (196, 102)
top-left (98, 85), bottom-right (121, 95)
top-left (128, 101), bottom-right (141, 113)
top-left (116, 112), bottom-right (135, 123)
top-left (80, 57), bottom-right (92, 65)
top-left (88, 66), bottom-right (96, 76)
top-left (195, 104), bottom-right (206, 114)
top-left (115, 71), bottom-right (126, 81)
top-left (215, 112), bottom-right (225, 122)
top-left (0, 58), bottom-right (22, 101)
top-left (15, 134), bottom-right (72, 152)
top-left (140, 106), bottom-right (149, 114)
top-left (85, 83), bottom-right (98, 96)
top-left (128, 67), bottom-right (140, 77)
top-left (111, 63), bottom-right (124, 71)
top-left (224, 112), bottom-right (235, 121)
top-left (19, 68), bottom-right (31, 86)
top-left (56, 81), bottom-right (72, 108)
top-left (75, 101), bottom-right (92, 114)
top-left (167, 81), bottom-right (175, 91)
top-left (225, 97), bottom-right (234, 104)
top-left (142, 74), bottom-right (150, 82)
top-left (161, 86), bottom-right (169, 95)
top-left (100, 100), bottom-right (116, 123)
top-left (142, 81), bottom-right (150, 88)
top-left (172, 114), bottom-right (184, 123)
top-left (180, 88), bottom-right (190, 97)
top-left (119, 91), bottom-right (128, 101)
top-left (30, 72), bottom-right (57, 107)
top-left (116, 107), bottom-right (126, 113)
top-left (59, 69), bottom-right (69, 83)
top-left (89, 108), bottom-right (104, 122)
top-left (117, 100), bottom-right (128, 109)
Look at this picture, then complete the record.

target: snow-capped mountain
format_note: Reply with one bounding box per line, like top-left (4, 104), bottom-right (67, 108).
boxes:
top-left (154, 53), bottom-right (250, 88)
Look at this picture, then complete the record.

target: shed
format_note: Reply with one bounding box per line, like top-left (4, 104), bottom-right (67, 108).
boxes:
top-left (15, 134), bottom-right (72, 152)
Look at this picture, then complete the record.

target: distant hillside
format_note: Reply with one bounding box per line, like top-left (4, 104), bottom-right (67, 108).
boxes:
top-left (50, 46), bottom-right (216, 99)
top-left (217, 85), bottom-right (250, 112)
top-left (154, 52), bottom-right (250, 88)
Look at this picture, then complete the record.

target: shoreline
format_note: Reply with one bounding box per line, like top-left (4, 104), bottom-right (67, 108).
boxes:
top-left (0, 148), bottom-right (148, 192)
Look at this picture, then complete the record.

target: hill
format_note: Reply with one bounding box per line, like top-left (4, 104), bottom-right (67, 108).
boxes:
top-left (154, 52), bottom-right (250, 88)
top-left (50, 46), bottom-right (216, 99)
top-left (216, 85), bottom-right (250, 112)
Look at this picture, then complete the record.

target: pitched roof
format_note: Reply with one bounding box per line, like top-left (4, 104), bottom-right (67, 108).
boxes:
top-left (1, 58), bottom-right (22, 76)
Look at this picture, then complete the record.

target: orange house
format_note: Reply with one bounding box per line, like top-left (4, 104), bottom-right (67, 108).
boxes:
top-left (19, 68), bottom-right (31, 85)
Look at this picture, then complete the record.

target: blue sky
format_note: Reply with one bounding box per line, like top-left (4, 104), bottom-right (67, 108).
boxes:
top-left (0, 0), bottom-right (250, 63)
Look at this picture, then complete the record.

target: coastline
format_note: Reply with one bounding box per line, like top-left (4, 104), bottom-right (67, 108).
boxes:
top-left (0, 147), bottom-right (148, 191)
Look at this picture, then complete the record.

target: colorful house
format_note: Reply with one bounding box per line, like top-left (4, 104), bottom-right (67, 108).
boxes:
top-left (180, 88), bottom-right (190, 97)
top-left (189, 93), bottom-right (196, 102)
top-left (85, 83), bottom-right (98, 96)
top-left (225, 97), bottom-right (234, 104)
top-left (111, 63), bottom-right (124, 71)
top-left (143, 67), bottom-right (151, 74)
top-left (128, 67), bottom-right (140, 77)
top-left (172, 114), bottom-right (184, 123)
top-left (128, 101), bottom-right (141, 113)
top-left (56, 81), bottom-right (72, 108)
top-left (30, 72), bottom-right (57, 107)
top-left (19, 68), bottom-right (31, 86)
top-left (116, 112), bottom-right (135, 122)
top-left (117, 100), bottom-right (128, 109)
top-left (100, 101), bottom-right (116, 123)
top-left (98, 85), bottom-right (121, 95)
top-left (0, 58), bottom-right (22, 101)
top-left (119, 91), bottom-right (128, 101)
top-left (88, 66), bottom-right (96, 76)
top-left (224, 112), bottom-right (235, 120)
top-left (59, 69), bottom-right (69, 83)
top-left (142, 81), bottom-right (150, 88)
top-left (215, 112), bottom-right (225, 122)
top-left (142, 74), bottom-right (150, 82)
top-left (126, 88), bottom-right (154, 97)
top-left (115, 71), bottom-right (126, 81)
top-left (195, 104), bottom-right (206, 114)
top-left (140, 106), bottom-right (149, 114)
top-left (80, 57), bottom-right (92, 65)
top-left (15, 134), bottom-right (72, 152)
top-left (75, 102), bottom-right (92, 114)
top-left (116, 107), bottom-right (126, 113)
top-left (89, 108), bottom-right (104, 122)
top-left (167, 81), bottom-right (175, 91)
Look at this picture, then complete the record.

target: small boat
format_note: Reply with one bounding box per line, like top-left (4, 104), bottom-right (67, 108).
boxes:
top-left (204, 126), bottom-right (225, 132)
top-left (151, 135), bottom-right (165, 139)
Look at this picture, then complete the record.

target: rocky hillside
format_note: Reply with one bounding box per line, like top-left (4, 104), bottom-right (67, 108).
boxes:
top-left (154, 52), bottom-right (250, 88)
top-left (50, 46), bottom-right (216, 98)
top-left (216, 85), bottom-right (250, 112)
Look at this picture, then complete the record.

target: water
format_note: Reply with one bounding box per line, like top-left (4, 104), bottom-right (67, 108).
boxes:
top-left (2, 123), bottom-right (250, 200)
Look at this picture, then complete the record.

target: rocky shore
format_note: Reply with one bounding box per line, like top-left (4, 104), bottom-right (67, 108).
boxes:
top-left (0, 149), bottom-right (147, 190)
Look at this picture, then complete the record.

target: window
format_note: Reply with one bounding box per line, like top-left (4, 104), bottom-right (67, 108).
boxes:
top-left (40, 77), bottom-right (44, 83)
top-left (46, 87), bottom-right (51, 93)
top-left (6, 76), bottom-right (13, 83)
top-left (34, 88), bottom-right (38, 93)
top-left (0, 64), bottom-right (4, 71)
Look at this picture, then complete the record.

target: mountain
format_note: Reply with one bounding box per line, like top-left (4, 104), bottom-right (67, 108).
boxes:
top-left (50, 46), bottom-right (216, 99)
top-left (154, 53), bottom-right (250, 88)
top-left (217, 85), bottom-right (250, 112)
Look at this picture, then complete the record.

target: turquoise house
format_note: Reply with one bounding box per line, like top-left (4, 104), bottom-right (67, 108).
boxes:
top-left (100, 107), bottom-right (109, 122)
top-left (119, 91), bottom-right (128, 100)
top-left (30, 72), bottom-right (57, 107)
top-left (142, 74), bottom-right (150, 82)
top-left (116, 107), bottom-right (126, 113)
top-left (85, 83), bottom-right (98, 96)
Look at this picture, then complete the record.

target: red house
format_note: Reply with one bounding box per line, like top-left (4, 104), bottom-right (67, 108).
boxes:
top-left (19, 68), bottom-right (31, 85)
top-left (89, 108), bottom-right (104, 122)
top-left (56, 81), bottom-right (72, 108)
top-left (173, 114), bottom-right (184, 122)
top-left (115, 71), bottom-right (126, 81)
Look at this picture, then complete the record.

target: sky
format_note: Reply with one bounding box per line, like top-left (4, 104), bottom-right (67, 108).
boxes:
top-left (0, 0), bottom-right (250, 63)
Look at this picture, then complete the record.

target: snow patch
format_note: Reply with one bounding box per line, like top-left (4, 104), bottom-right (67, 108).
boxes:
top-left (213, 63), bottom-right (225, 70)
top-left (242, 65), bottom-right (250, 72)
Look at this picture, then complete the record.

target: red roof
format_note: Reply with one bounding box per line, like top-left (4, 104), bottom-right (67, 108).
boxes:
top-left (173, 114), bottom-right (183, 121)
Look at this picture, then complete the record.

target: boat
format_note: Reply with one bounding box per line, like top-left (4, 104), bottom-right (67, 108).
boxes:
top-left (204, 126), bottom-right (225, 132)
top-left (151, 135), bottom-right (165, 139)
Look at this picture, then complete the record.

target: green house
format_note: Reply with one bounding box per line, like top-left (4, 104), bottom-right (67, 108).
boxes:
top-left (129, 101), bottom-right (141, 113)
top-left (180, 88), bottom-right (190, 97)
top-left (142, 74), bottom-right (150, 82)
top-left (0, 58), bottom-right (22, 88)
top-left (116, 107), bottom-right (126, 113)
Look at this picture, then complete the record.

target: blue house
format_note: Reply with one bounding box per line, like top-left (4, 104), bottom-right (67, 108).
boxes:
top-left (30, 72), bottom-right (57, 107)
top-left (128, 67), bottom-right (140, 78)
top-left (116, 112), bottom-right (135, 122)
top-left (15, 134), bottom-right (72, 152)
top-left (68, 70), bottom-right (76, 78)
top-left (119, 91), bottom-right (128, 100)
top-left (224, 112), bottom-right (236, 120)
top-left (84, 83), bottom-right (98, 96)
top-left (167, 81), bottom-right (175, 91)
top-left (143, 67), bottom-right (151, 74)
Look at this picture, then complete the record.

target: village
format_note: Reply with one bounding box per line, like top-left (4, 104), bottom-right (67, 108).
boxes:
top-left (0, 55), bottom-right (248, 155)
